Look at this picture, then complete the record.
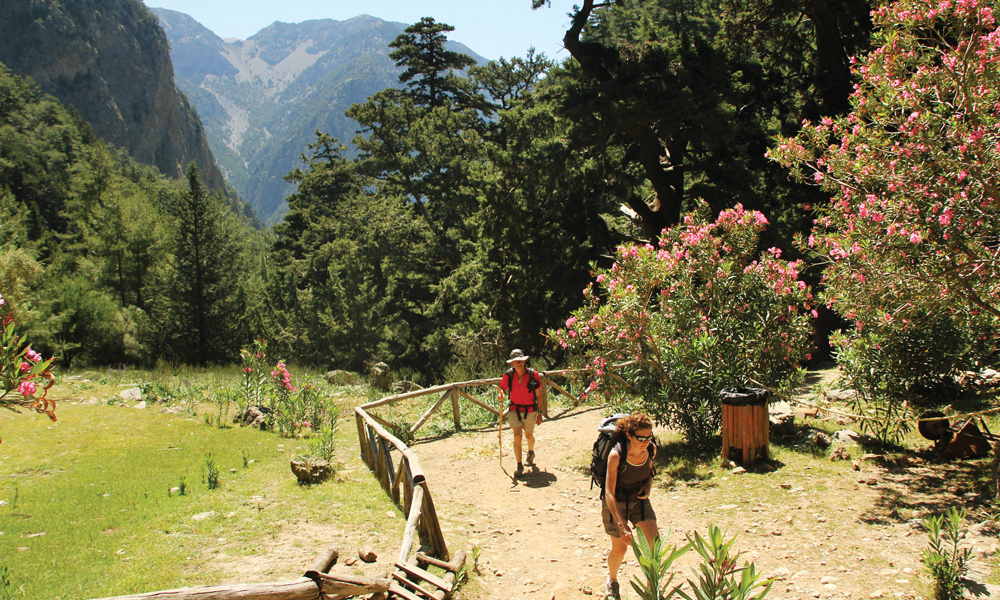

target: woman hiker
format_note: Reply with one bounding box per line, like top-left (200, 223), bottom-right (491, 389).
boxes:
top-left (499, 349), bottom-right (543, 477)
top-left (602, 411), bottom-right (658, 600)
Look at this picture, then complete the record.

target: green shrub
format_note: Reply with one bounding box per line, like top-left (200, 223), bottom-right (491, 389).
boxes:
top-left (922, 507), bottom-right (971, 600)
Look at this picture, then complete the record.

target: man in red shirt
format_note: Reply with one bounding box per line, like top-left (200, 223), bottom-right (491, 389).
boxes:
top-left (500, 349), bottom-right (543, 477)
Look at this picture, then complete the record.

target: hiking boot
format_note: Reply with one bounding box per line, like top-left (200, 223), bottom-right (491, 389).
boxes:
top-left (515, 462), bottom-right (524, 477)
top-left (604, 578), bottom-right (620, 600)
top-left (526, 450), bottom-right (535, 465)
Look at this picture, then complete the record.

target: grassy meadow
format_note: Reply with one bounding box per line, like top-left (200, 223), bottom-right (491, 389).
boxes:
top-left (0, 366), bottom-right (406, 600)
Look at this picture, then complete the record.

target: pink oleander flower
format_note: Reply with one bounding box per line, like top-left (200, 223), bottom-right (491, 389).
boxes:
top-left (24, 348), bottom-right (42, 362)
top-left (20, 362), bottom-right (30, 372)
top-left (18, 380), bottom-right (36, 397)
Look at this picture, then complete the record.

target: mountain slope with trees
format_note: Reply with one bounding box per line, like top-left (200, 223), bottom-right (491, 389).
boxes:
top-left (0, 0), bottom-right (230, 198)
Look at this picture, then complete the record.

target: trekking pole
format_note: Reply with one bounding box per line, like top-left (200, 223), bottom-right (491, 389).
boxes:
top-left (493, 384), bottom-right (505, 469)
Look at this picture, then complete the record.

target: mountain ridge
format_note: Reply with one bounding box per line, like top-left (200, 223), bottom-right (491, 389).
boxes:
top-left (154, 9), bottom-right (488, 224)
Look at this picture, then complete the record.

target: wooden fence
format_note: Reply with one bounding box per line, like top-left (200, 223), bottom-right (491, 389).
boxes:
top-left (354, 370), bottom-right (578, 566)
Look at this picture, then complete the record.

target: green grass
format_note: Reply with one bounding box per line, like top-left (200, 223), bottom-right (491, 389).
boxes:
top-left (0, 368), bottom-right (404, 600)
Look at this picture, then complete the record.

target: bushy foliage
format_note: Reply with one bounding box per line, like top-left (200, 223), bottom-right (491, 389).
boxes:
top-left (770, 0), bottom-right (1000, 440)
top-left (550, 201), bottom-right (813, 447)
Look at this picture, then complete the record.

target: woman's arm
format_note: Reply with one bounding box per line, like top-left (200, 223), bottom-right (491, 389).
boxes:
top-left (605, 449), bottom-right (631, 539)
top-left (638, 443), bottom-right (656, 499)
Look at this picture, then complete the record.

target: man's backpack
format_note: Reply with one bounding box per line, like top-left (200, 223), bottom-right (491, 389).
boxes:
top-left (590, 413), bottom-right (630, 495)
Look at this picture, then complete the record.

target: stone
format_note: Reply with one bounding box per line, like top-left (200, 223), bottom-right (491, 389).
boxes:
top-left (769, 401), bottom-right (796, 436)
top-left (290, 456), bottom-right (334, 485)
top-left (804, 430), bottom-right (832, 448)
top-left (731, 466), bottom-right (747, 475)
top-left (133, 401), bottom-right (146, 410)
top-left (119, 388), bottom-right (142, 402)
top-left (324, 370), bottom-right (357, 385)
top-left (830, 446), bottom-right (851, 461)
top-left (833, 429), bottom-right (863, 445)
top-left (769, 567), bottom-right (791, 579)
top-left (236, 406), bottom-right (272, 430)
top-left (191, 511), bottom-right (216, 521)
top-left (825, 388), bottom-right (858, 402)
top-left (370, 362), bottom-right (393, 391)
top-left (392, 380), bottom-right (423, 393)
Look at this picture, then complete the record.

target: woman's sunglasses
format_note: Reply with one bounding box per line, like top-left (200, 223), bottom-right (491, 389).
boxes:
top-left (631, 433), bottom-right (652, 442)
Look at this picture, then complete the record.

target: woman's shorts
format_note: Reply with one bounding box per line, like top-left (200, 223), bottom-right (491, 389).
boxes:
top-left (602, 495), bottom-right (656, 537)
top-left (507, 408), bottom-right (537, 431)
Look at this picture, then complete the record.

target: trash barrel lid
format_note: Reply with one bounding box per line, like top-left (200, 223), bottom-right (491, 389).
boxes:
top-left (719, 387), bottom-right (769, 406)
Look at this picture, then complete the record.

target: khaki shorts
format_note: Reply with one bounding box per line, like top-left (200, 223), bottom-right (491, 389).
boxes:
top-left (507, 408), bottom-right (537, 431)
top-left (602, 494), bottom-right (656, 537)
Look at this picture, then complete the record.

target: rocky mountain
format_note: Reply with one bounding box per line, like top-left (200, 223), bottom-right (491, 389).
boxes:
top-left (0, 0), bottom-right (228, 194)
top-left (152, 9), bottom-right (487, 224)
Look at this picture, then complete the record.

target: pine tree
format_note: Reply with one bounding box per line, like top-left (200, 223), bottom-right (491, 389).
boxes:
top-left (388, 17), bottom-right (477, 109)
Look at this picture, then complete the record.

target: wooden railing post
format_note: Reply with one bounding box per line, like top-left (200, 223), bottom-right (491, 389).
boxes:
top-left (397, 483), bottom-right (425, 565)
top-left (355, 411), bottom-right (369, 467)
top-left (451, 388), bottom-right (461, 430)
top-left (417, 481), bottom-right (448, 561)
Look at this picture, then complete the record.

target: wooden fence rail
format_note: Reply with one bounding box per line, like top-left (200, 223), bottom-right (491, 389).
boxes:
top-left (359, 370), bottom-right (577, 436)
top-left (93, 548), bottom-right (389, 600)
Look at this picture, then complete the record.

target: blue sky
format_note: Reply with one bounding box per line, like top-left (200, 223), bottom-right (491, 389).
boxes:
top-left (142, 0), bottom-right (575, 62)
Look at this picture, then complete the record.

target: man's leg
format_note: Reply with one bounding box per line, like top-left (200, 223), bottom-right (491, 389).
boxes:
top-left (512, 426), bottom-right (523, 465)
top-left (525, 429), bottom-right (535, 462)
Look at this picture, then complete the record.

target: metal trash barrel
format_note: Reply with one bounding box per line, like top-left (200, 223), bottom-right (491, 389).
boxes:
top-left (720, 387), bottom-right (770, 466)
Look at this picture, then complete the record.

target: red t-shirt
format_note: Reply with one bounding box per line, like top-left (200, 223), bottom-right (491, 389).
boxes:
top-left (501, 368), bottom-right (540, 409)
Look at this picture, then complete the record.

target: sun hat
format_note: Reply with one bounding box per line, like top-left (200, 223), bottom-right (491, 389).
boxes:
top-left (506, 349), bottom-right (529, 363)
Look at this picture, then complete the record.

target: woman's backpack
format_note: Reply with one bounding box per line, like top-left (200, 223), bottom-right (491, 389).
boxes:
top-left (590, 414), bottom-right (629, 496)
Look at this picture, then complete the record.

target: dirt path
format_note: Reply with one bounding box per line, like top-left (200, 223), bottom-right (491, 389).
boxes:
top-left (411, 403), bottom-right (1000, 600)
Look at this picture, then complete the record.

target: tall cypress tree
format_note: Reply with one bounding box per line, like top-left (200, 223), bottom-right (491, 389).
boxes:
top-left (163, 163), bottom-right (242, 365)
